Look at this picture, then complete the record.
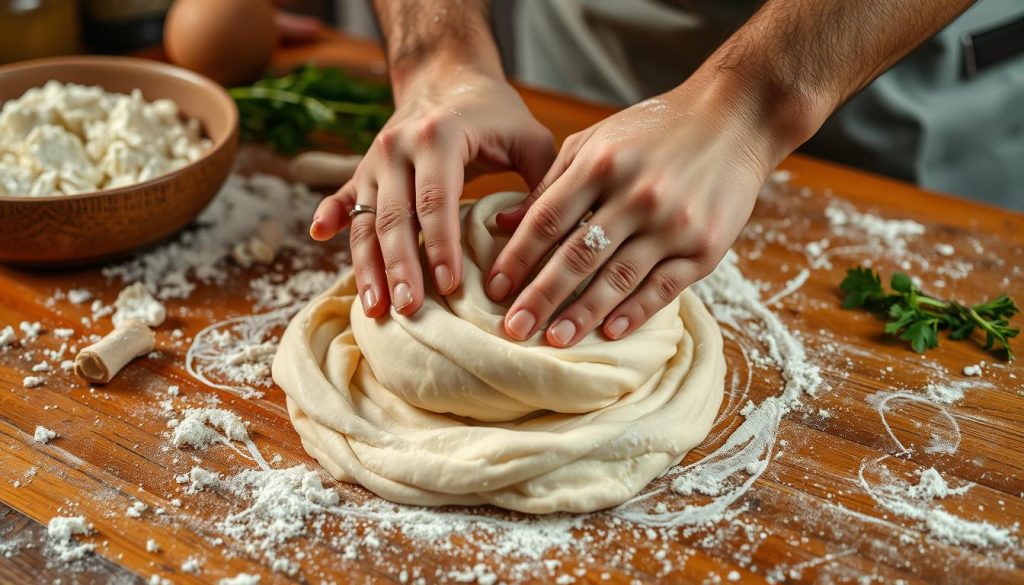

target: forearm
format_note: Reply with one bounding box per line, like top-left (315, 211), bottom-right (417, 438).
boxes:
top-left (691, 0), bottom-right (976, 156)
top-left (370, 0), bottom-right (504, 99)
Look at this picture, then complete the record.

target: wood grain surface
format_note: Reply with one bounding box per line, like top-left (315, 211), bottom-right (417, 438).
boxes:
top-left (0, 33), bottom-right (1021, 584)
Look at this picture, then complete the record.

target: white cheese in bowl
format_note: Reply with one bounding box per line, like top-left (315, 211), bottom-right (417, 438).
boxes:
top-left (0, 80), bottom-right (212, 197)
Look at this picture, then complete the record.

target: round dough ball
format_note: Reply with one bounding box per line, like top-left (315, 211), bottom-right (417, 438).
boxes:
top-left (273, 192), bottom-right (726, 514)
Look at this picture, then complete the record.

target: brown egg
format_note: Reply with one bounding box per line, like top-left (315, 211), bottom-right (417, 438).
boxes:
top-left (164, 0), bottom-right (277, 87)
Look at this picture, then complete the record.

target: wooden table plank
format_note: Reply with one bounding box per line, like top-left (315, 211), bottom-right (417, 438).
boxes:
top-left (1, 31), bottom-right (1022, 584)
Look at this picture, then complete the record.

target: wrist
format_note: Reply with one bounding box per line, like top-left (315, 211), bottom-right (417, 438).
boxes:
top-left (390, 48), bottom-right (505, 105)
top-left (386, 11), bottom-right (505, 104)
top-left (675, 52), bottom-right (834, 172)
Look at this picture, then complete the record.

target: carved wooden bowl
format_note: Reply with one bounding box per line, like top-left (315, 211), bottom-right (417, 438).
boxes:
top-left (0, 56), bottom-right (238, 266)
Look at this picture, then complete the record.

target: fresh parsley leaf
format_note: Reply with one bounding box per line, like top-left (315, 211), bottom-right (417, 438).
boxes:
top-left (840, 266), bottom-right (1019, 360)
top-left (839, 267), bottom-right (886, 309)
top-left (230, 65), bottom-right (393, 154)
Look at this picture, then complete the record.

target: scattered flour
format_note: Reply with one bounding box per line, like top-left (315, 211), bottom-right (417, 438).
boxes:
top-left (962, 363), bottom-right (983, 377)
top-left (181, 557), bottom-right (202, 573)
top-left (102, 174), bottom-right (321, 299)
top-left (219, 574), bottom-right (260, 585)
top-left (112, 282), bottom-right (166, 327)
top-left (172, 408), bottom-right (250, 450)
top-left (67, 288), bottom-right (92, 304)
top-left (0, 325), bottom-right (15, 349)
top-left (22, 376), bottom-right (45, 389)
top-left (858, 460), bottom-right (1013, 548)
top-left (33, 425), bottom-right (57, 444)
top-left (46, 516), bottom-right (93, 562)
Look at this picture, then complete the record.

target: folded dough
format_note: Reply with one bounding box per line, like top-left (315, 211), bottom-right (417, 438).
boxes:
top-left (273, 192), bottom-right (725, 513)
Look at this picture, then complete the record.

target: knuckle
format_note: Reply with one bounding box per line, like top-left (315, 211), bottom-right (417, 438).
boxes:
top-left (375, 203), bottom-right (409, 236)
top-left (572, 298), bottom-right (601, 324)
top-left (588, 145), bottom-right (618, 177)
top-left (499, 245), bottom-right (532, 273)
top-left (527, 285), bottom-right (559, 312)
top-left (671, 204), bottom-right (696, 229)
top-left (603, 260), bottom-right (642, 294)
top-left (629, 184), bottom-right (661, 213)
top-left (376, 129), bottom-right (401, 157)
top-left (414, 116), bottom-right (442, 145)
top-left (559, 239), bottom-right (598, 276)
top-left (526, 201), bottom-right (564, 241)
top-left (688, 231), bottom-right (718, 260)
top-left (384, 255), bottom-right (410, 277)
top-left (650, 271), bottom-right (683, 304)
top-left (415, 184), bottom-right (448, 218)
top-left (423, 236), bottom-right (449, 257)
top-left (348, 218), bottom-right (377, 247)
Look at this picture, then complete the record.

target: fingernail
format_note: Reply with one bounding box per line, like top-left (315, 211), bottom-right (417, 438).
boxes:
top-left (434, 264), bottom-right (453, 294)
top-left (309, 219), bottom-right (322, 239)
top-left (362, 288), bottom-right (377, 312)
top-left (488, 273), bottom-right (512, 300)
top-left (607, 316), bottom-right (629, 339)
top-left (507, 309), bottom-right (536, 339)
top-left (549, 319), bottom-right (576, 346)
top-left (393, 282), bottom-right (412, 309)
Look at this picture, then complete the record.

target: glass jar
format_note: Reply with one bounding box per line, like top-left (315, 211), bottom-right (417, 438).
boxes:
top-left (0, 0), bottom-right (80, 64)
top-left (81, 0), bottom-right (172, 53)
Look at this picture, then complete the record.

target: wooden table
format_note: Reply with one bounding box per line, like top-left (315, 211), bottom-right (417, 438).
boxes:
top-left (1, 32), bottom-right (1021, 584)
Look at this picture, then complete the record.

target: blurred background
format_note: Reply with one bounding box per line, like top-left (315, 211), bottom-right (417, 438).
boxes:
top-left (2, 0), bottom-right (1021, 210)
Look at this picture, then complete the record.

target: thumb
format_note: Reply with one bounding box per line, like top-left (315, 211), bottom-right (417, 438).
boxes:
top-left (497, 129), bottom-right (557, 230)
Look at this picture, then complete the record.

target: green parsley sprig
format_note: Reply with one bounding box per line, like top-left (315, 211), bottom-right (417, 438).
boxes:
top-left (230, 64), bottom-right (393, 154)
top-left (840, 267), bottom-right (1019, 360)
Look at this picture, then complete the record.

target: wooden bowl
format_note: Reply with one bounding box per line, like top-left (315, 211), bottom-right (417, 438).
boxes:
top-left (0, 56), bottom-right (239, 266)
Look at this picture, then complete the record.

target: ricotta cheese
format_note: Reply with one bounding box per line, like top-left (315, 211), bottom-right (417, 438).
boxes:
top-left (0, 81), bottom-right (211, 196)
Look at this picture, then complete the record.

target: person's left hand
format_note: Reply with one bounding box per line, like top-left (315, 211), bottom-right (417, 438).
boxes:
top-left (486, 79), bottom-right (787, 347)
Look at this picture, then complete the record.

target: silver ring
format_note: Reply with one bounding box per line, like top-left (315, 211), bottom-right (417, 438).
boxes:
top-left (349, 204), bottom-right (377, 218)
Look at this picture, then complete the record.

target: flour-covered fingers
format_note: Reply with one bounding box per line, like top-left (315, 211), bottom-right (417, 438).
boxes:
top-left (348, 195), bottom-right (389, 318)
top-left (603, 258), bottom-right (704, 339)
top-left (309, 181), bottom-right (357, 241)
top-left (503, 209), bottom-right (638, 342)
top-left (545, 239), bottom-right (659, 347)
top-left (375, 165), bottom-right (423, 315)
top-left (414, 152), bottom-right (464, 295)
top-left (487, 163), bottom-right (600, 304)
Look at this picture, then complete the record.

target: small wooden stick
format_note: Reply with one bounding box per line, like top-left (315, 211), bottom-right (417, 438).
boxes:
top-left (288, 151), bottom-right (362, 187)
top-left (74, 320), bottom-right (155, 384)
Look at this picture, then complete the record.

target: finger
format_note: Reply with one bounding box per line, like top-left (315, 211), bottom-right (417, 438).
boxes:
top-left (496, 128), bottom-right (590, 230)
top-left (545, 237), bottom-right (660, 347)
top-left (486, 160), bottom-right (600, 304)
top-left (602, 257), bottom-right (704, 340)
top-left (414, 151), bottom-right (464, 295)
top-left (512, 125), bottom-right (556, 193)
top-left (348, 189), bottom-right (389, 319)
top-left (375, 164), bottom-right (424, 315)
top-left (274, 11), bottom-right (323, 42)
top-left (310, 182), bottom-right (356, 241)
top-left (503, 206), bottom-right (640, 341)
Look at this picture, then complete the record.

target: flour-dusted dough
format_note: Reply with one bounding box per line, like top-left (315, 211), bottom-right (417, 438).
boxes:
top-left (273, 192), bottom-right (725, 514)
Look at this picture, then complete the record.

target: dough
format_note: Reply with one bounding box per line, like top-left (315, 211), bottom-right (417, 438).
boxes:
top-left (273, 192), bottom-right (725, 514)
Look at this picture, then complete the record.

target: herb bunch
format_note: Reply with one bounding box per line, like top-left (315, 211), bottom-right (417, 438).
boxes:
top-left (840, 267), bottom-right (1019, 360)
top-left (230, 64), bottom-right (393, 154)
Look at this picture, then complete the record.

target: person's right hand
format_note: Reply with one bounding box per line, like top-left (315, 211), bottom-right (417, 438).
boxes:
top-left (310, 59), bottom-right (555, 319)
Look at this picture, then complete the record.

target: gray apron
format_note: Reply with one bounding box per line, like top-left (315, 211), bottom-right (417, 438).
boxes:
top-left (515, 0), bottom-right (1024, 210)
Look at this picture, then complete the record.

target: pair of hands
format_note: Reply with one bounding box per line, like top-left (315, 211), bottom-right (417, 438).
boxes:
top-left (311, 61), bottom-right (777, 348)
